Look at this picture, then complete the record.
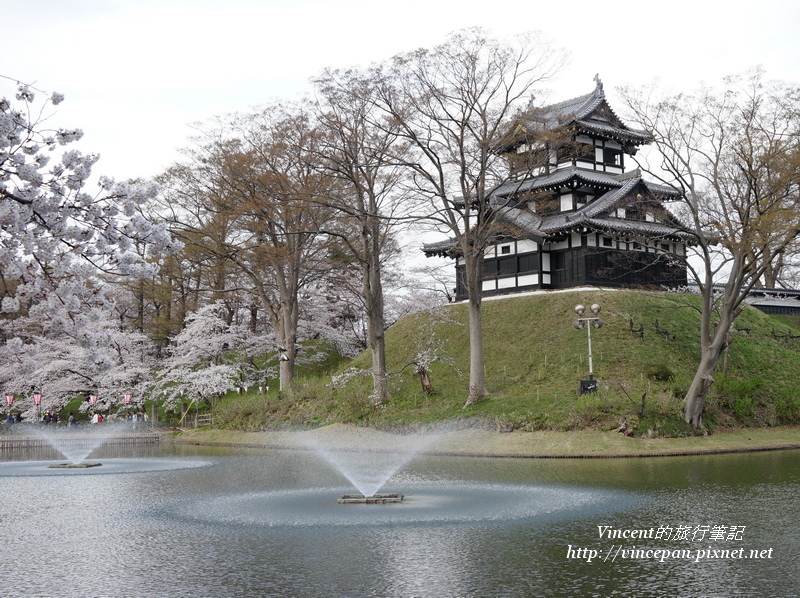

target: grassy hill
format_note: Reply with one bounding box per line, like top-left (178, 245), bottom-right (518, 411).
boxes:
top-left (214, 288), bottom-right (800, 436)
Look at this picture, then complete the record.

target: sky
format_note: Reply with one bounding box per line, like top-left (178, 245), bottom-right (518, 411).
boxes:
top-left (5, 0), bottom-right (800, 185)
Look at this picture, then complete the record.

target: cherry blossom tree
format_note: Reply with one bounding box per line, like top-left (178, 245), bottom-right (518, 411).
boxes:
top-left (0, 287), bottom-right (159, 418)
top-left (298, 280), bottom-right (369, 360)
top-left (1, 76), bottom-right (175, 323)
top-left (1, 76), bottom-right (179, 418)
top-left (156, 302), bottom-right (241, 409)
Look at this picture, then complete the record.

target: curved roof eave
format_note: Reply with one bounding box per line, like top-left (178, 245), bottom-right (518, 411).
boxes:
top-left (491, 167), bottom-right (623, 198)
top-left (574, 119), bottom-right (653, 144)
top-left (581, 218), bottom-right (696, 240)
top-left (422, 238), bottom-right (460, 258)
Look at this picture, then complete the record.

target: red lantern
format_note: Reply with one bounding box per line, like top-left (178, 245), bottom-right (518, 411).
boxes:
top-left (5, 394), bottom-right (13, 407)
top-left (33, 393), bottom-right (42, 405)
top-left (89, 394), bottom-right (98, 405)
top-left (123, 393), bottom-right (132, 404)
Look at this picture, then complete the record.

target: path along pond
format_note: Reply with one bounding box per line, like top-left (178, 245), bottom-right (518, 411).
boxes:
top-left (0, 438), bottom-right (798, 597)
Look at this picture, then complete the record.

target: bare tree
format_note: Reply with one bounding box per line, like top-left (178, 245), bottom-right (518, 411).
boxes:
top-left (312, 68), bottom-right (411, 404)
top-left (621, 70), bottom-right (800, 430)
top-left (372, 28), bottom-right (564, 406)
top-left (159, 101), bottom-right (335, 391)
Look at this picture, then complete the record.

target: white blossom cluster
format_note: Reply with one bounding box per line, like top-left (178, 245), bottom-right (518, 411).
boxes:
top-left (0, 288), bottom-right (159, 416)
top-left (1, 79), bottom-right (177, 314)
top-left (0, 77), bottom-right (181, 415)
top-left (298, 282), bottom-right (367, 359)
top-left (157, 301), bottom-right (270, 408)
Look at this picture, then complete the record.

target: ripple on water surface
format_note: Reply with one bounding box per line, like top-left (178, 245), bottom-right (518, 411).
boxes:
top-left (0, 458), bottom-right (213, 476)
top-left (165, 481), bottom-right (631, 528)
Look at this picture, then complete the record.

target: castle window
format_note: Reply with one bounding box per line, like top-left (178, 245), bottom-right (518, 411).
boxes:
top-left (593, 139), bottom-right (624, 169)
top-left (518, 253), bottom-right (537, 272)
top-left (498, 256), bottom-right (516, 275)
top-left (603, 147), bottom-right (622, 166)
top-left (500, 245), bottom-right (512, 255)
top-left (578, 143), bottom-right (594, 162)
top-left (602, 237), bottom-right (613, 247)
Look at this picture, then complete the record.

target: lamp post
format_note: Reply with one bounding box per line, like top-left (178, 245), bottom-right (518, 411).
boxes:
top-left (574, 303), bottom-right (603, 394)
top-left (5, 394), bottom-right (13, 420)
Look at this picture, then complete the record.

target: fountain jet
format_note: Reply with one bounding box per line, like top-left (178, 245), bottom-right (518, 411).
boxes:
top-left (21, 422), bottom-right (131, 466)
top-left (309, 426), bottom-right (444, 501)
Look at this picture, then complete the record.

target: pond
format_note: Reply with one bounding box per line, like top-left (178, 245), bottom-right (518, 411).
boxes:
top-left (1, 441), bottom-right (798, 597)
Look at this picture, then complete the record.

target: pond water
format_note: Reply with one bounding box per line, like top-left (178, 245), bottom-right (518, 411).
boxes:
top-left (0, 442), bottom-right (798, 597)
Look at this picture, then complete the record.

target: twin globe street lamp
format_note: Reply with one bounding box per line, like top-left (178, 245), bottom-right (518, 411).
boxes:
top-left (574, 303), bottom-right (603, 394)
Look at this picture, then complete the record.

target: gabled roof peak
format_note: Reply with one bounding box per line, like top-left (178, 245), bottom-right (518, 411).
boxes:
top-left (519, 76), bottom-right (651, 146)
top-left (593, 73), bottom-right (604, 94)
top-left (532, 82), bottom-right (603, 120)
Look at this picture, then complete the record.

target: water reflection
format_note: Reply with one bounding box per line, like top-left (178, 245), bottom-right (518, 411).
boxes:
top-left (0, 444), bottom-right (797, 597)
top-left (166, 480), bottom-right (626, 528)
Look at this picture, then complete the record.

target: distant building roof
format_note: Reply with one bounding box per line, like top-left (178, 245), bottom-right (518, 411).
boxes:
top-left (515, 76), bottom-right (652, 148)
top-left (493, 170), bottom-right (689, 240)
top-left (423, 78), bottom-right (690, 258)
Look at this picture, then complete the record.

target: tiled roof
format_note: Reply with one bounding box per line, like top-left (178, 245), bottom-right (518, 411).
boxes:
top-left (491, 166), bottom-right (623, 199)
top-left (532, 89), bottom-right (602, 124)
top-left (422, 237), bottom-right (458, 257)
top-left (642, 179), bottom-right (682, 200)
top-left (492, 205), bottom-right (544, 241)
top-left (521, 77), bottom-right (651, 145)
top-left (574, 119), bottom-right (652, 143)
top-left (583, 177), bottom-right (640, 217)
top-left (495, 173), bottom-right (690, 240)
top-left (492, 167), bottom-right (680, 203)
top-left (580, 217), bottom-right (694, 240)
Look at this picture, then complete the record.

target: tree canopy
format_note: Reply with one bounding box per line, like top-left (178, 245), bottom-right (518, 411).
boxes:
top-left (621, 70), bottom-right (800, 429)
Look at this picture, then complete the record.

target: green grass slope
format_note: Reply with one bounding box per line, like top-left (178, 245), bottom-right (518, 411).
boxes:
top-left (216, 288), bottom-right (800, 435)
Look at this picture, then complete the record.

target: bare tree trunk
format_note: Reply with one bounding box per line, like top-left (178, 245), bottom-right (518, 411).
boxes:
top-left (463, 252), bottom-right (487, 406)
top-left (683, 349), bottom-right (720, 430)
top-left (417, 366), bottom-right (434, 395)
top-left (249, 304), bottom-right (259, 333)
top-left (683, 298), bottom-right (734, 430)
top-left (276, 292), bottom-right (298, 392)
top-left (365, 239), bottom-right (388, 403)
